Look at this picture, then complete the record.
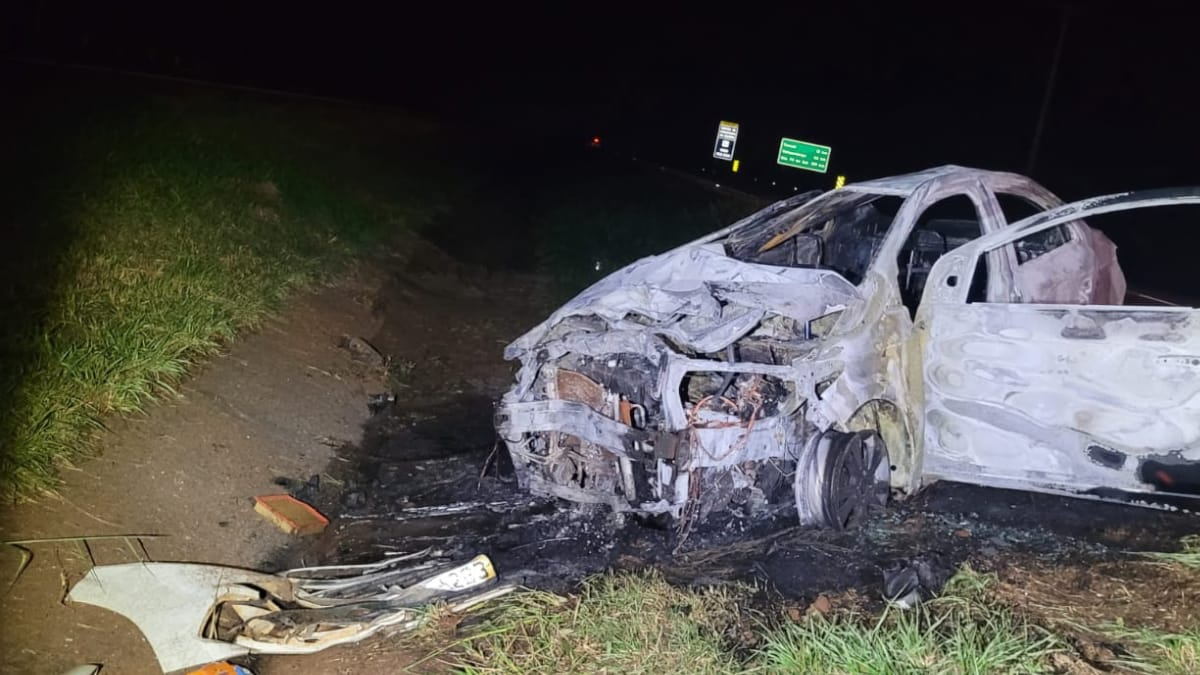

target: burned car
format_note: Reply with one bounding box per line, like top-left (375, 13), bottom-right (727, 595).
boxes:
top-left (496, 165), bottom-right (1200, 528)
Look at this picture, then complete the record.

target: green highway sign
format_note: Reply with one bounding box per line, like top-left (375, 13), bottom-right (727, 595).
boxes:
top-left (777, 137), bottom-right (832, 173)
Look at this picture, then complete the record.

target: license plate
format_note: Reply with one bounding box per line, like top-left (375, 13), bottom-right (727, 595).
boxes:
top-left (421, 555), bottom-right (496, 593)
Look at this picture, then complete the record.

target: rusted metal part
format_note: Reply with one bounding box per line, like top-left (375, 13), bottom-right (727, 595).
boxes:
top-left (496, 166), bottom-right (1200, 526)
top-left (556, 369), bottom-right (605, 412)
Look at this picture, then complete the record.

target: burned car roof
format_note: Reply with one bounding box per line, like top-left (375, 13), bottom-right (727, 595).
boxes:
top-left (837, 164), bottom-right (1021, 196)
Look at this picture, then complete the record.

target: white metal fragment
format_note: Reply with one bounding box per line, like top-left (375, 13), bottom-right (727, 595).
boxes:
top-left (67, 553), bottom-right (500, 673)
top-left (67, 563), bottom-right (270, 673)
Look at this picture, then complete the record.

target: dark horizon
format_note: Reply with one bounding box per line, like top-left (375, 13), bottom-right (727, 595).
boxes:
top-left (6, 3), bottom-right (1200, 201)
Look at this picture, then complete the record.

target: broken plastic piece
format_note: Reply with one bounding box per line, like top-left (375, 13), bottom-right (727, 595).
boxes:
top-left (68, 553), bottom-right (504, 673)
top-left (254, 494), bottom-right (329, 535)
top-left (67, 563), bottom-right (275, 671)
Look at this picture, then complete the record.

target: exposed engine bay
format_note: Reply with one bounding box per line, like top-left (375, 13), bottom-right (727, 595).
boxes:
top-left (494, 232), bottom-right (876, 528)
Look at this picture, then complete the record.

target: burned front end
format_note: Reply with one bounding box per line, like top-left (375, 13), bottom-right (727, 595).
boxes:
top-left (495, 243), bottom-right (860, 522)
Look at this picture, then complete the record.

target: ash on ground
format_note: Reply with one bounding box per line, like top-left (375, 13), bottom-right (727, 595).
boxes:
top-left (274, 393), bottom-right (1200, 604)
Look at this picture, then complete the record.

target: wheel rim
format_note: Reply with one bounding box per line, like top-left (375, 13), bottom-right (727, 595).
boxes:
top-left (821, 431), bottom-right (888, 530)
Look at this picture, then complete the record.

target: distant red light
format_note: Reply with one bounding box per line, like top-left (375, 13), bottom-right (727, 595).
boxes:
top-left (591, 136), bottom-right (601, 145)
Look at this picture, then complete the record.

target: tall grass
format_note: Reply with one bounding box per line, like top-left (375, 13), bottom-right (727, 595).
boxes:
top-left (449, 571), bottom-right (749, 674)
top-left (443, 568), bottom-right (1064, 674)
top-left (754, 570), bottom-right (1062, 674)
top-left (1106, 623), bottom-right (1200, 675)
top-left (1111, 535), bottom-right (1200, 673)
top-left (1140, 534), bottom-right (1200, 569)
top-left (0, 86), bottom-right (445, 497)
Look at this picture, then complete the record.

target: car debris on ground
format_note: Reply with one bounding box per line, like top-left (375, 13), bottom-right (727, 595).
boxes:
top-left (496, 166), bottom-right (1200, 531)
top-left (67, 549), bottom-right (512, 673)
top-left (880, 554), bottom-right (952, 609)
top-left (60, 666), bottom-right (102, 675)
top-left (367, 392), bottom-right (397, 415)
top-left (339, 335), bottom-right (387, 368)
top-left (253, 494), bottom-right (330, 535)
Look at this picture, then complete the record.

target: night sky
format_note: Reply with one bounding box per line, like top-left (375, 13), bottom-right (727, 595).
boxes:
top-left (6, 3), bottom-right (1199, 198)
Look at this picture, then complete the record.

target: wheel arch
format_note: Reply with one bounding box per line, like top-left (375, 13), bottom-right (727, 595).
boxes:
top-left (842, 398), bottom-right (919, 496)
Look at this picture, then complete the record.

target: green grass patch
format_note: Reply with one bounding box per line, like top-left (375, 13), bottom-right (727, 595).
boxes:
top-left (436, 567), bottom-right (1065, 674)
top-left (1104, 623), bottom-right (1200, 675)
top-left (1140, 534), bottom-right (1200, 570)
top-left (0, 82), bottom-right (448, 497)
top-left (444, 571), bottom-right (752, 674)
top-left (1108, 535), bottom-right (1200, 672)
top-left (755, 570), bottom-right (1063, 674)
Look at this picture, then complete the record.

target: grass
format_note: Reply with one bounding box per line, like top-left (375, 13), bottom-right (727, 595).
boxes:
top-left (754, 568), bottom-right (1063, 674)
top-left (442, 571), bottom-right (751, 674)
top-left (437, 567), bottom-right (1064, 674)
top-left (1105, 623), bottom-right (1200, 675)
top-left (1099, 535), bottom-right (1200, 673)
top-left (0, 81), bottom-right (448, 497)
top-left (432, 541), bottom-right (1200, 673)
top-left (1140, 534), bottom-right (1200, 569)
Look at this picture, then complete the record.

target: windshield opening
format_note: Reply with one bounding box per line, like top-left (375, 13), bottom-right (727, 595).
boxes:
top-left (723, 191), bottom-right (903, 284)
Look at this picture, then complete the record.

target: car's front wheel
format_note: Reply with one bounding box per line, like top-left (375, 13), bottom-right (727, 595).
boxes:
top-left (796, 429), bottom-right (890, 529)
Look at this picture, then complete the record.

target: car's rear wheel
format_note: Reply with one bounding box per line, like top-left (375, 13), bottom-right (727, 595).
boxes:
top-left (796, 429), bottom-right (890, 529)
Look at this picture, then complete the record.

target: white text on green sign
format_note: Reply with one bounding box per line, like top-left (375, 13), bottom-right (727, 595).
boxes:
top-left (777, 138), bottom-right (831, 173)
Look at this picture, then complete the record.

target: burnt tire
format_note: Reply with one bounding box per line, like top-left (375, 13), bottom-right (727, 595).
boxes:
top-left (796, 429), bottom-right (890, 529)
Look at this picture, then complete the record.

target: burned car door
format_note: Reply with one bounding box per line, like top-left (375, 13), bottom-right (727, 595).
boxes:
top-left (915, 189), bottom-right (1200, 506)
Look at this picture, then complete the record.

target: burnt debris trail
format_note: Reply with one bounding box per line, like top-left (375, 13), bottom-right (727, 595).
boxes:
top-left (276, 385), bottom-right (1200, 603)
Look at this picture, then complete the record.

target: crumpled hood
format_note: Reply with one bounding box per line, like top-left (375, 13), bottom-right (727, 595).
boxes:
top-left (507, 242), bottom-right (860, 358)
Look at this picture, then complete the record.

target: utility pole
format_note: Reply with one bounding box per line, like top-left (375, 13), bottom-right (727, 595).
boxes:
top-left (1026, 5), bottom-right (1071, 176)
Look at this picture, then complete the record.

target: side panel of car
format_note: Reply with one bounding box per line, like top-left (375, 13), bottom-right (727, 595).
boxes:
top-left (915, 191), bottom-right (1200, 504)
top-left (921, 301), bottom-right (1200, 497)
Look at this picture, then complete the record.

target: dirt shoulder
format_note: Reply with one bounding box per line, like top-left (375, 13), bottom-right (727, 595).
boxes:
top-left (0, 234), bottom-right (543, 674)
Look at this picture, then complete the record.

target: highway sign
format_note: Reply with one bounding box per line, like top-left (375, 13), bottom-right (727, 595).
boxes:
top-left (777, 137), bottom-right (831, 173)
top-left (713, 120), bottom-right (739, 161)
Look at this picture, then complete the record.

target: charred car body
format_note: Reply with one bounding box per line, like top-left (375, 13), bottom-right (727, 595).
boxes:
top-left (496, 165), bottom-right (1200, 528)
